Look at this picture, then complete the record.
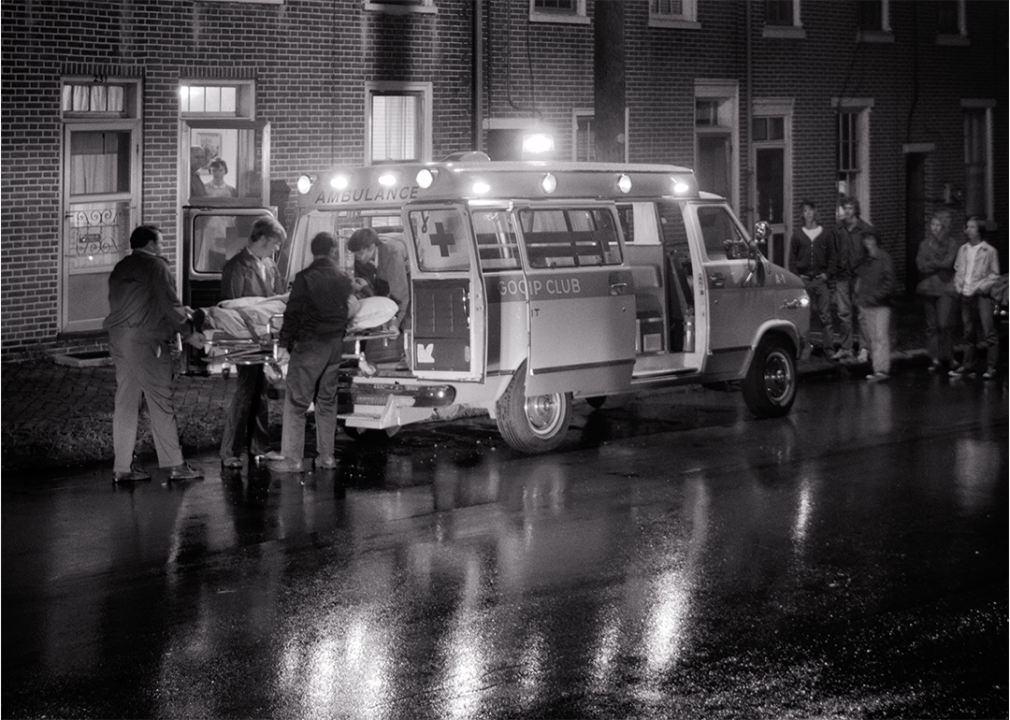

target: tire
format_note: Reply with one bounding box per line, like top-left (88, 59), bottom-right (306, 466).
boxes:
top-left (742, 338), bottom-right (797, 418)
top-left (586, 396), bottom-right (607, 410)
top-left (496, 363), bottom-right (573, 453)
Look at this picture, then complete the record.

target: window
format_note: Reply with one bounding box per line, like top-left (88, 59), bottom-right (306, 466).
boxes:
top-left (857, 0), bottom-right (893, 42)
top-left (963, 102), bottom-right (994, 221)
top-left (574, 111), bottom-right (596, 162)
top-left (367, 82), bottom-right (432, 165)
top-left (409, 207), bottom-right (471, 272)
top-left (529, 0), bottom-right (588, 24)
top-left (697, 206), bottom-right (748, 262)
top-left (472, 210), bottom-right (521, 271)
top-left (649, 0), bottom-right (699, 29)
top-left (936, 0), bottom-right (968, 45)
top-left (834, 100), bottom-right (873, 223)
top-left (60, 77), bottom-right (142, 333)
top-left (695, 80), bottom-right (739, 213)
top-left (752, 99), bottom-right (793, 267)
top-left (518, 208), bottom-right (622, 269)
top-left (763, 0), bottom-right (804, 38)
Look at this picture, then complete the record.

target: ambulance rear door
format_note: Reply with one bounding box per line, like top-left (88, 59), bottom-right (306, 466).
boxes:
top-left (515, 203), bottom-right (637, 396)
top-left (405, 204), bottom-right (486, 382)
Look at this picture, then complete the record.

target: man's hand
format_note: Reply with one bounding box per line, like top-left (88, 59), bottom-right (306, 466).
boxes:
top-left (274, 346), bottom-right (291, 365)
top-left (186, 332), bottom-right (206, 350)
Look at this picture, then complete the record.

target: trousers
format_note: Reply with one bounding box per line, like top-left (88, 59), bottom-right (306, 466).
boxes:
top-left (960, 294), bottom-right (998, 371)
top-left (833, 275), bottom-right (865, 351)
top-left (280, 336), bottom-right (344, 461)
top-left (220, 364), bottom-right (271, 458)
top-left (109, 331), bottom-right (184, 473)
top-left (859, 305), bottom-right (892, 375)
top-left (921, 293), bottom-right (957, 364)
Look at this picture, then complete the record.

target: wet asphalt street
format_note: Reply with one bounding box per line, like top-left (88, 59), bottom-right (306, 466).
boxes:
top-left (2, 369), bottom-right (1007, 719)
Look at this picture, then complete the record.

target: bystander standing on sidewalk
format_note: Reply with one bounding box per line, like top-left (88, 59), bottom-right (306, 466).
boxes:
top-left (915, 210), bottom-right (960, 374)
top-left (950, 216), bottom-right (1001, 380)
top-left (855, 232), bottom-right (895, 382)
top-left (830, 197), bottom-right (876, 362)
top-left (789, 200), bottom-right (836, 356)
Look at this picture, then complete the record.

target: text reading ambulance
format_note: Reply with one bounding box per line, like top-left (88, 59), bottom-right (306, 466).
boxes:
top-left (287, 153), bottom-right (809, 453)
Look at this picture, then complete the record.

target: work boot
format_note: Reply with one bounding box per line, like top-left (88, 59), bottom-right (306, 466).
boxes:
top-left (113, 466), bottom-right (152, 483)
top-left (167, 463), bottom-right (204, 481)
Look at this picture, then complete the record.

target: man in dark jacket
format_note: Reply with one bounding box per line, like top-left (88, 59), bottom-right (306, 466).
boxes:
top-left (105, 225), bottom-right (205, 482)
top-left (855, 232), bottom-right (895, 382)
top-left (269, 232), bottom-right (358, 473)
top-left (788, 200), bottom-right (835, 354)
top-left (830, 196), bottom-right (876, 362)
top-left (218, 215), bottom-right (286, 468)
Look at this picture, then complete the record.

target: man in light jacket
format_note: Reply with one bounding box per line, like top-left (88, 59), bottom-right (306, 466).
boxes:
top-left (951, 216), bottom-right (1001, 379)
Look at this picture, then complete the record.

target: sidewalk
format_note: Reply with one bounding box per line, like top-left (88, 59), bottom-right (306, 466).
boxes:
top-left (1, 300), bottom-right (930, 472)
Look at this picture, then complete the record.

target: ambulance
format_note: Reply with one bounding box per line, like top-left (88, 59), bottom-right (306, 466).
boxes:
top-left (286, 153), bottom-right (810, 453)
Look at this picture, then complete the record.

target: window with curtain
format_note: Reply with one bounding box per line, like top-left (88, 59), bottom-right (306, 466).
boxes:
top-left (371, 93), bottom-right (421, 164)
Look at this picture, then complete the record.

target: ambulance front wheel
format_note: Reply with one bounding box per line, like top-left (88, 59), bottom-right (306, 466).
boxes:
top-left (742, 337), bottom-right (797, 418)
top-left (496, 363), bottom-right (573, 454)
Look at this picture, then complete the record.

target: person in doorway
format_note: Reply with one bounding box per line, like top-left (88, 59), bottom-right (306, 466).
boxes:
top-left (950, 216), bottom-right (1001, 379)
top-left (268, 232), bottom-right (358, 473)
top-left (855, 232), bottom-right (895, 382)
top-left (788, 200), bottom-right (835, 355)
top-left (218, 216), bottom-right (287, 469)
top-left (204, 157), bottom-right (238, 198)
top-left (829, 196), bottom-right (876, 362)
top-left (189, 147), bottom-right (208, 200)
top-left (346, 227), bottom-right (410, 332)
top-left (104, 225), bottom-right (205, 482)
top-left (915, 210), bottom-right (960, 373)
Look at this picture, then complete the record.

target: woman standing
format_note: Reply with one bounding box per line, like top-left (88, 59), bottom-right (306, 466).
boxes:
top-left (915, 210), bottom-right (959, 372)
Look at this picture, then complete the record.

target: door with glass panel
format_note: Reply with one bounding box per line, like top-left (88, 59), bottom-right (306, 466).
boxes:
top-left (62, 122), bottom-right (140, 332)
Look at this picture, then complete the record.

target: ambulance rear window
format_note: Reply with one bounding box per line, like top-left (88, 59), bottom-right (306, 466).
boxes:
top-left (517, 208), bottom-right (622, 269)
top-left (408, 208), bottom-right (472, 272)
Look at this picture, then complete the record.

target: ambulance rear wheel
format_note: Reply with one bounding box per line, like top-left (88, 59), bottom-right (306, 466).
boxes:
top-left (496, 364), bottom-right (572, 454)
top-left (742, 337), bottom-right (797, 418)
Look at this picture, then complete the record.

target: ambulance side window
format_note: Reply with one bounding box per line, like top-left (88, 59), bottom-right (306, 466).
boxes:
top-left (408, 208), bottom-right (471, 272)
top-left (697, 206), bottom-right (747, 261)
top-left (518, 207), bottom-right (622, 269)
top-left (471, 209), bottom-right (520, 271)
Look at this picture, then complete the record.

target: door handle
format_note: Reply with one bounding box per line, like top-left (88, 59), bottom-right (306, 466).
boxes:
top-left (609, 281), bottom-right (628, 296)
top-left (708, 272), bottom-right (725, 289)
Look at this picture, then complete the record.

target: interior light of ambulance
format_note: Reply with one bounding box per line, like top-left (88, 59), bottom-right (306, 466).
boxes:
top-left (617, 174), bottom-right (632, 194)
top-left (378, 173), bottom-right (397, 187)
top-left (330, 175), bottom-right (349, 190)
top-left (416, 168), bottom-right (437, 188)
top-left (472, 180), bottom-right (491, 195)
top-left (541, 173), bottom-right (557, 194)
top-left (297, 174), bottom-right (314, 195)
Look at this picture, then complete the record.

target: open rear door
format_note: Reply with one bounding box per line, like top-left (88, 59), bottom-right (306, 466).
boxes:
top-left (516, 204), bottom-right (636, 396)
top-left (405, 204), bottom-right (486, 382)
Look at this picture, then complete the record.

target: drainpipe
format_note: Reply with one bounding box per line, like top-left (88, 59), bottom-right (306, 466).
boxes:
top-left (745, 1), bottom-right (754, 230)
top-left (473, 0), bottom-right (484, 152)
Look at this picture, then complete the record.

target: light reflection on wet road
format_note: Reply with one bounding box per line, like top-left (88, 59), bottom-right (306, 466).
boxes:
top-left (2, 372), bottom-right (1007, 719)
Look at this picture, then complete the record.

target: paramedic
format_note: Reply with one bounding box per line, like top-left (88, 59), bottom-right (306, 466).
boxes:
top-left (105, 225), bottom-right (205, 483)
top-left (269, 232), bottom-right (358, 473)
top-left (219, 216), bottom-right (287, 469)
top-left (347, 227), bottom-right (410, 331)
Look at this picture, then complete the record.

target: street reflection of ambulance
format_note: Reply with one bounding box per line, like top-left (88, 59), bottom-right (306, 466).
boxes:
top-left (287, 153), bottom-right (809, 453)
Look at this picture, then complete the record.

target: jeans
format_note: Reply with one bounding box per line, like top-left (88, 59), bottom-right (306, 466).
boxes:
top-left (960, 294), bottom-right (998, 371)
top-left (833, 275), bottom-right (865, 351)
top-left (804, 276), bottom-right (835, 349)
top-left (920, 293), bottom-right (957, 364)
top-left (109, 332), bottom-right (184, 473)
top-left (860, 305), bottom-right (892, 375)
top-left (220, 364), bottom-right (271, 458)
top-left (280, 336), bottom-right (344, 461)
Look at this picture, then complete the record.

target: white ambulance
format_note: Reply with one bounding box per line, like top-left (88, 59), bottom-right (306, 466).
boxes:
top-left (285, 154), bottom-right (809, 453)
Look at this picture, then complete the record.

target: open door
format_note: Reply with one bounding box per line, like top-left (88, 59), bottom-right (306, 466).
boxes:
top-left (405, 204), bottom-right (486, 382)
top-left (515, 204), bottom-right (637, 395)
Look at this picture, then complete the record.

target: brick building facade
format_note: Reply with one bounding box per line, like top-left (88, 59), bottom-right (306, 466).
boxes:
top-left (2, 0), bottom-right (1004, 360)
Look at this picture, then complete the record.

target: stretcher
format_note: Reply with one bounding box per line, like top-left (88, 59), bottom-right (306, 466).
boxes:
top-left (201, 295), bottom-right (400, 377)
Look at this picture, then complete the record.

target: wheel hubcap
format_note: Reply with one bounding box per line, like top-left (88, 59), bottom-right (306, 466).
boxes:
top-left (525, 394), bottom-right (563, 437)
top-left (764, 352), bottom-right (794, 404)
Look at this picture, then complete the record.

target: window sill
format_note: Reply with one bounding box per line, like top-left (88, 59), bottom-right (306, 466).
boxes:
top-left (936, 33), bottom-right (969, 46)
top-left (197, 0), bottom-right (284, 4)
top-left (856, 30), bottom-right (894, 43)
top-left (762, 25), bottom-right (805, 40)
top-left (529, 11), bottom-right (590, 25)
top-left (648, 17), bottom-right (701, 30)
top-left (363, 1), bottom-right (436, 14)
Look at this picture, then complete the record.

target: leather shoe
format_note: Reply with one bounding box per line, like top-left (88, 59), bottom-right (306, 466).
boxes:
top-left (113, 468), bottom-right (152, 483)
top-left (260, 450), bottom-right (286, 462)
top-left (167, 463), bottom-right (204, 481)
top-left (315, 455), bottom-right (337, 469)
top-left (221, 456), bottom-right (243, 469)
top-left (268, 457), bottom-right (305, 473)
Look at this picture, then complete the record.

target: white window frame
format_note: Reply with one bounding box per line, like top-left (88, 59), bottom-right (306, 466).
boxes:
top-left (961, 99), bottom-right (994, 222)
top-left (529, 0), bottom-right (589, 25)
top-left (763, 0), bottom-right (805, 39)
top-left (832, 98), bottom-right (874, 225)
top-left (750, 98), bottom-right (793, 265)
top-left (695, 80), bottom-right (740, 214)
top-left (363, 0), bottom-right (436, 15)
top-left (857, 0), bottom-right (893, 43)
top-left (571, 108), bottom-right (629, 163)
top-left (365, 81), bottom-right (433, 165)
top-left (936, 0), bottom-right (968, 46)
top-left (648, 0), bottom-right (700, 30)
top-left (179, 80), bottom-right (257, 119)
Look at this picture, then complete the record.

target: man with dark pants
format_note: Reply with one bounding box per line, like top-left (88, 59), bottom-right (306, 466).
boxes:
top-left (788, 200), bottom-right (835, 355)
top-left (219, 216), bottom-right (287, 469)
top-left (105, 225), bottom-right (205, 482)
top-left (951, 216), bottom-right (1001, 379)
top-left (830, 196), bottom-right (875, 362)
top-left (269, 232), bottom-right (358, 473)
